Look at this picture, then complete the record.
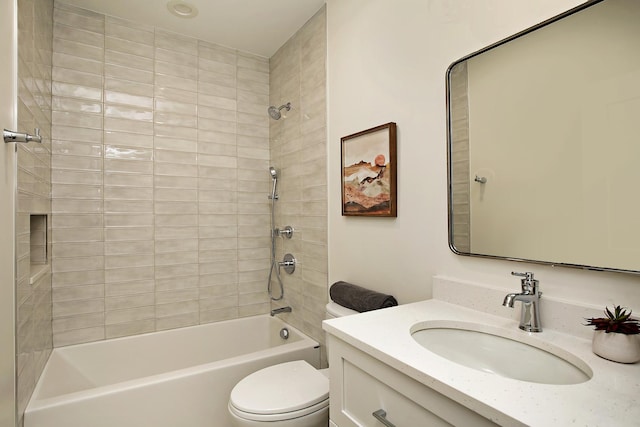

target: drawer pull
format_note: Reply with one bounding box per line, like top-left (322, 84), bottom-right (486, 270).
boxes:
top-left (372, 409), bottom-right (396, 427)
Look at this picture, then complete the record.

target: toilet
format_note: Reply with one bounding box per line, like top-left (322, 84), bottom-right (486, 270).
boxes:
top-left (228, 302), bottom-right (357, 427)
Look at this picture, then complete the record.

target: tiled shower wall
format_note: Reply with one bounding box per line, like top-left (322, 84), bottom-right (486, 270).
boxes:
top-left (449, 62), bottom-right (470, 252)
top-left (16, 0), bottom-right (53, 420)
top-left (51, 3), bottom-right (272, 346)
top-left (269, 7), bottom-right (328, 347)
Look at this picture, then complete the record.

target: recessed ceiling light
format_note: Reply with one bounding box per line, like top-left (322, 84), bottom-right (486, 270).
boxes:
top-left (167, 0), bottom-right (198, 18)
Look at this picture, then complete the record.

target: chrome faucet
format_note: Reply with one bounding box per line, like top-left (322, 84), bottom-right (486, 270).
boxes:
top-left (270, 306), bottom-right (292, 316)
top-left (503, 272), bottom-right (542, 332)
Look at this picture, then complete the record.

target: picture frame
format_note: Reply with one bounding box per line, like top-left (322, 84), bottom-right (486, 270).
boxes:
top-left (341, 122), bottom-right (397, 217)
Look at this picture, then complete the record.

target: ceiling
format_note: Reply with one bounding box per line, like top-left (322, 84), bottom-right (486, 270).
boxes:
top-left (59, 0), bottom-right (326, 58)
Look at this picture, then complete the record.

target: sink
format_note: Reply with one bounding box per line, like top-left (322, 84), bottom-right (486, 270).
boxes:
top-left (410, 321), bottom-right (592, 385)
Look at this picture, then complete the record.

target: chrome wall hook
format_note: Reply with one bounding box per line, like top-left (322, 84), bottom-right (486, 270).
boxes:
top-left (3, 128), bottom-right (42, 144)
top-left (474, 175), bottom-right (487, 184)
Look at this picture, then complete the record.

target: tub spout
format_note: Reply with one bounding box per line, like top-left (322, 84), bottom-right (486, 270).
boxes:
top-left (270, 306), bottom-right (292, 316)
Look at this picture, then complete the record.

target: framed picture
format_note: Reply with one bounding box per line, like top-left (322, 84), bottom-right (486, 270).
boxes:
top-left (341, 122), bottom-right (397, 217)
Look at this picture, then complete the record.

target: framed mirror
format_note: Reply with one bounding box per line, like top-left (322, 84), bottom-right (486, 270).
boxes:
top-left (447, 0), bottom-right (640, 274)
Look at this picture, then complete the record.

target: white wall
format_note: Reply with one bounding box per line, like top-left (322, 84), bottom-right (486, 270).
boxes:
top-left (327, 0), bottom-right (640, 309)
top-left (0, 0), bottom-right (16, 423)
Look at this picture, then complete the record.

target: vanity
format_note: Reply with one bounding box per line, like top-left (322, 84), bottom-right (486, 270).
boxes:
top-left (322, 277), bottom-right (640, 427)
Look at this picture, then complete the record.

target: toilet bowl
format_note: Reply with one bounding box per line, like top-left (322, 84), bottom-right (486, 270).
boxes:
top-left (228, 361), bottom-right (329, 427)
top-left (228, 302), bottom-right (357, 427)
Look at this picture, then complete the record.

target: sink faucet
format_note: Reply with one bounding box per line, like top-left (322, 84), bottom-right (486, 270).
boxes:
top-left (503, 272), bottom-right (542, 332)
top-left (270, 306), bottom-right (292, 316)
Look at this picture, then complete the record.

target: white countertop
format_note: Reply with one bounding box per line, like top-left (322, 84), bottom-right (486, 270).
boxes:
top-left (322, 299), bottom-right (640, 426)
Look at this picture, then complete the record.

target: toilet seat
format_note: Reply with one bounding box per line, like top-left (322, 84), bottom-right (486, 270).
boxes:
top-left (228, 397), bottom-right (328, 422)
top-left (229, 360), bottom-right (329, 422)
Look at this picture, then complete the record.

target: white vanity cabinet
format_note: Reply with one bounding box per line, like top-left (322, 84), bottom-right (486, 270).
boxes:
top-left (323, 296), bottom-right (640, 426)
top-left (327, 335), bottom-right (497, 427)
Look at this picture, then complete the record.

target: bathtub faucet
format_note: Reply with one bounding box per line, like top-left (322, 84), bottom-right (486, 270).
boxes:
top-left (270, 306), bottom-right (292, 316)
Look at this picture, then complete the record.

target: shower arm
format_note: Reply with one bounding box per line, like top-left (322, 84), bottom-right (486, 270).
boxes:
top-left (268, 102), bottom-right (292, 120)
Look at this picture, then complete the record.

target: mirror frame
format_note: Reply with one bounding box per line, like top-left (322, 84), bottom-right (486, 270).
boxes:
top-left (445, 0), bottom-right (640, 275)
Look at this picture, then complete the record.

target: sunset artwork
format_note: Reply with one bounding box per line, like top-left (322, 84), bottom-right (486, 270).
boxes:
top-left (341, 123), bottom-right (397, 217)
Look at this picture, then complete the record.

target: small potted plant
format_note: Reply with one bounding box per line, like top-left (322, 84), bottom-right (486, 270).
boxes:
top-left (585, 305), bottom-right (640, 363)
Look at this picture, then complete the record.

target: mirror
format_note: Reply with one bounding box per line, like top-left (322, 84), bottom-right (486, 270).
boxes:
top-left (447, 0), bottom-right (640, 274)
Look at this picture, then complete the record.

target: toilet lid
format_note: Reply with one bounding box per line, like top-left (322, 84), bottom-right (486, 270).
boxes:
top-left (326, 301), bottom-right (358, 318)
top-left (229, 360), bottom-right (329, 416)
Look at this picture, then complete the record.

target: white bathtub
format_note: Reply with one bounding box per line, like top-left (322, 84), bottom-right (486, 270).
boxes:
top-left (24, 315), bottom-right (320, 427)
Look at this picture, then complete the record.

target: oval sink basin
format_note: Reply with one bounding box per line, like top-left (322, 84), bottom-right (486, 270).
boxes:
top-left (411, 321), bottom-right (592, 385)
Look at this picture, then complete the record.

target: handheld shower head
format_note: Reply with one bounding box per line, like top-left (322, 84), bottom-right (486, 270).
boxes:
top-left (269, 167), bottom-right (278, 200)
top-left (267, 102), bottom-right (291, 120)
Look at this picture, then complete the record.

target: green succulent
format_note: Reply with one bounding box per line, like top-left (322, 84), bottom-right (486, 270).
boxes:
top-left (585, 305), bottom-right (640, 335)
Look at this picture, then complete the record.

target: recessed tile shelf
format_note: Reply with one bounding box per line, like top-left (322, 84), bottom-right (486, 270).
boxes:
top-left (30, 214), bottom-right (49, 285)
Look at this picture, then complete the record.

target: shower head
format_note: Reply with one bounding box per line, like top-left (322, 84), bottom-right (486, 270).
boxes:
top-left (268, 102), bottom-right (291, 120)
top-left (269, 167), bottom-right (278, 180)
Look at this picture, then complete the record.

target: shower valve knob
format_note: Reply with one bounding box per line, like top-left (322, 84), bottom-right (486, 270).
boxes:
top-left (278, 253), bottom-right (296, 275)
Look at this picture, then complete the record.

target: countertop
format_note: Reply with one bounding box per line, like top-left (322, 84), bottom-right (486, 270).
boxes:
top-left (322, 299), bottom-right (640, 426)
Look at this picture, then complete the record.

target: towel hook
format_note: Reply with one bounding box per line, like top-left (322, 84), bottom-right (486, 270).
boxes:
top-left (3, 128), bottom-right (42, 144)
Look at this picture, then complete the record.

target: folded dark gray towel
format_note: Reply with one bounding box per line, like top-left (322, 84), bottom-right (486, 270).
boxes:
top-left (330, 281), bottom-right (398, 313)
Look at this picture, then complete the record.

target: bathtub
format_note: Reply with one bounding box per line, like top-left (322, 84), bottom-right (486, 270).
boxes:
top-left (24, 315), bottom-right (320, 427)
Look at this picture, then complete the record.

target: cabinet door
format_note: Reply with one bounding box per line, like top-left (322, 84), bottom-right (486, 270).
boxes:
top-left (328, 336), bottom-right (498, 427)
top-left (341, 360), bottom-right (452, 427)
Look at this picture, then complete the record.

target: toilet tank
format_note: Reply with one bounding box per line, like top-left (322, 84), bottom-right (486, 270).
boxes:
top-left (325, 302), bottom-right (358, 319)
top-left (324, 302), bottom-right (358, 367)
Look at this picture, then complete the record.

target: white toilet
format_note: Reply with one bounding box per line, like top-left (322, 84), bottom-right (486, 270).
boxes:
top-left (228, 302), bottom-right (357, 427)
